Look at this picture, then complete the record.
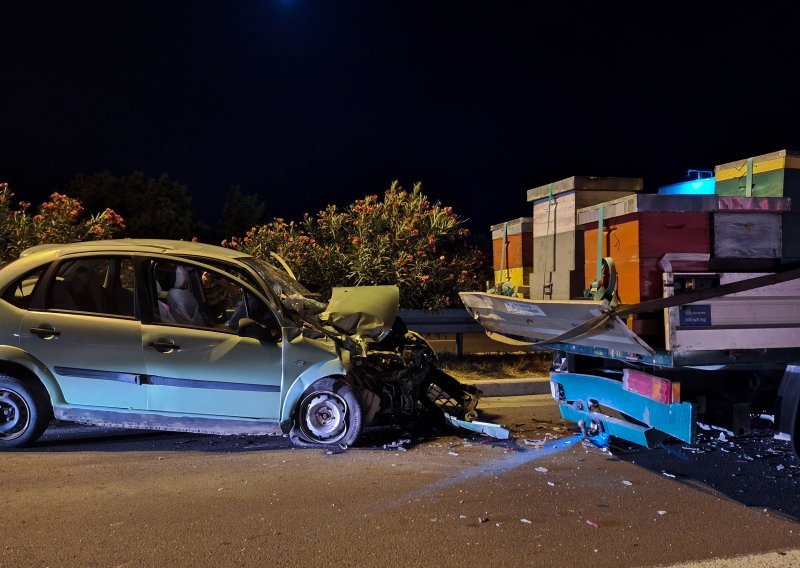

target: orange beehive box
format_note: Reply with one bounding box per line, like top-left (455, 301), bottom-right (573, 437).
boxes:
top-left (577, 195), bottom-right (711, 304)
top-left (491, 217), bottom-right (532, 288)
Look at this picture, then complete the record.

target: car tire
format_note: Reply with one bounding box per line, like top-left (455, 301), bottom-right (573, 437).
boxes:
top-left (293, 378), bottom-right (362, 447)
top-left (0, 374), bottom-right (51, 449)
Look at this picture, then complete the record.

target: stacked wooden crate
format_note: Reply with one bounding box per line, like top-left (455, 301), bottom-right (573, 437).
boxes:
top-left (577, 195), bottom-right (712, 304)
top-left (577, 194), bottom-right (790, 304)
top-left (526, 176), bottom-right (643, 300)
top-left (491, 217), bottom-right (533, 294)
top-left (714, 149), bottom-right (800, 260)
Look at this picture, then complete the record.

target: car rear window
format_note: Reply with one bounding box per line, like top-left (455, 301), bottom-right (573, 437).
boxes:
top-left (1, 266), bottom-right (47, 309)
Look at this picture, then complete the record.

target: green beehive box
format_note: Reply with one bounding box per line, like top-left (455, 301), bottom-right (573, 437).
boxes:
top-left (715, 149), bottom-right (800, 197)
top-left (715, 150), bottom-right (800, 260)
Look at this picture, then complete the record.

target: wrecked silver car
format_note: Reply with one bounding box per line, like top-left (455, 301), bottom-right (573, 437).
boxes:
top-left (0, 239), bottom-right (480, 449)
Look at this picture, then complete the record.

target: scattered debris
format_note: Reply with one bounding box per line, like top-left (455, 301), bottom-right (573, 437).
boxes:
top-left (382, 438), bottom-right (411, 451)
top-left (661, 471), bottom-right (676, 478)
top-left (459, 515), bottom-right (467, 519)
top-left (657, 510), bottom-right (667, 516)
top-left (448, 451), bottom-right (459, 457)
top-left (547, 481), bottom-right (555, 487)
top-left (444, 413), bottom-right (511, 439)
top-left (586, 519), bottom-right (601, 528)
top-left (520, 518), bottom-right (532, 524)
top-left (478, 517), bottom-right (489, 524)
top-left (622, 480), bottom-right (633, 486)
top-left (697, 422), bottom-right (734, 437)
top-left (535, 466), bottom-right (548, 473)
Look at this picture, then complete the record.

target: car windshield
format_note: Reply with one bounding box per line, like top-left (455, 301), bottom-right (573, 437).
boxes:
top-left (241, 256), bottom-right (313, 300)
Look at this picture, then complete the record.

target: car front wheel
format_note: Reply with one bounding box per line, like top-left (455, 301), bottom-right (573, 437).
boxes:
top-left (294, 378), bottom-right (362, 447)
top-left (0, 374), bottom-right (51, 449)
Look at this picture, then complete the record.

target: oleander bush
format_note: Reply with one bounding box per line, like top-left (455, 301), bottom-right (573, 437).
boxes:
top-left (225, 181), bottom-right (487, 310)
top-left (0, 182), bottom-right (125, 267)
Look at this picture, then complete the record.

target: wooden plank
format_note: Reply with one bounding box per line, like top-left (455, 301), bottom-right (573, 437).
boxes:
top-left (577, 194), bottom-right (720, 225)
top-left (713, 213), bottom-right (782, 258)
top-left (527, 176), bottom-right (643, 202)
top-left (493, 267), bottom-right (532, 288)
top-left (528, 269), bottom-right (585, 300)
top-left (493, 232), bottom-right (532, 270)
top-left (533, 232), bottom-right (581, 273)
top-left (638, 212), bottom-right (710, 258)
top-left (714, 149), bottom-right (800, 178)
top-left (583, 220), bottom-right (644, 303)
top-left (574, 190), bottom-right (645, 209)
top-left (490, 217), bottom-right (532, 239)
top-left (532, 192), bottom-right (577, 235)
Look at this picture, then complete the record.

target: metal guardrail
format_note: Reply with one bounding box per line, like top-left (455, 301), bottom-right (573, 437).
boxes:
top-left (397, 309), bottom-right (484, 356)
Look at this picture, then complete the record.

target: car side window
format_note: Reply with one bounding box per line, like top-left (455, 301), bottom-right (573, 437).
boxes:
top-left (151, 261), bottom-right (278, 336)
top-left (47, 257), bottom-right (135, 317)
top-left (1, 266), bottom-right (47, 309)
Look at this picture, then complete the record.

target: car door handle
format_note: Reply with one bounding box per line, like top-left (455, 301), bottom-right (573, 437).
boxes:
top-left (148, 340), bottom-right (179, 353)
top-left (30, 326), bottom-right (60, 339)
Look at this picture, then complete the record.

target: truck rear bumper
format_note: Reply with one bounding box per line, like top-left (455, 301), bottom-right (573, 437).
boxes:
top-left (551, 371), bottom-right (696, 448)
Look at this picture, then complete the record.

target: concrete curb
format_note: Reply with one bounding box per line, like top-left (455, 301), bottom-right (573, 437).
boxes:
top-left (464, 376), bottom-right (551, 397)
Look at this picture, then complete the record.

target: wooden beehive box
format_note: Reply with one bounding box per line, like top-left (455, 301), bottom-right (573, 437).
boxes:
top-left (715, 150), bottom-right (800, 260)
top-left (715, 149), bottom-right (800, 197)
top-left (578, 195), bottom-right (712, 304)
top-left (712, 197), bottom-right (789, 261)
top-left (527, 176), bottom-right (643, 299)
top-left (491, 217), bottom-right (533, 290)
top-left (577, 195), bottom-right (791, 304)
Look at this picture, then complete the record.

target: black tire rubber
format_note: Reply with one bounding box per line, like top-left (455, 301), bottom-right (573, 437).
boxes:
top-left (792, 396), bottom-right (800, 461)
top-left (0, 374), bottom-right (51, 449)
top-left (292, 378), bottom-right (363, 447)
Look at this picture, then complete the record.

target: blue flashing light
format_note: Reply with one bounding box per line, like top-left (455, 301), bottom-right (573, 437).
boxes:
top-left (658, 177), bottom-right (715, 195)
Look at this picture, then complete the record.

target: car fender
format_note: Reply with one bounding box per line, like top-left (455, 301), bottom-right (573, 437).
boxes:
top-left (0, 345), bottom-right (66, 405)
top-left (280, 358), bottom-right (348, 424)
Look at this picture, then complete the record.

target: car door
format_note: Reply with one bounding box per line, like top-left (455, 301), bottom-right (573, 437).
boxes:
top-left (19, 254), bottom-right (148, 410)
top-left (139, 258), bottom-right (283, 420)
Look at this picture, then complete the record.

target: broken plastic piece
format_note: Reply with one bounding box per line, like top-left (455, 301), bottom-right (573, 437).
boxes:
top-left (443, 413), bottom-right (510, 439)
top-left (697, 422), bottom-right (734, 437)
top-left (520, 518), bottom-right (532, 524)
top-left (382, 438), bottom-right (410, 451)
top-left (535, 466), bottom-right (548, 473)
top-left (586, 519), bottom-right (601, 528)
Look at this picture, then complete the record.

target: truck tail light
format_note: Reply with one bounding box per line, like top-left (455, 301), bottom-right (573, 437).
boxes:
top-left (623, 369), bottom-right (680, 404)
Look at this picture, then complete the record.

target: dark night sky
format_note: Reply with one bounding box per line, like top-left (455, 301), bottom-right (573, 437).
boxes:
top-left (4, 1), bottom-right (800, 239)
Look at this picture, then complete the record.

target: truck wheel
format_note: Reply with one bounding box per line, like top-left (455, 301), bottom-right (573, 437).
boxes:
top-left (0, 374), bottom-right (51, 449)
top-left (293, 378), bottom-right (362, 447)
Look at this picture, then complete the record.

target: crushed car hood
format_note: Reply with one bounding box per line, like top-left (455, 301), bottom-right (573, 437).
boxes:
top-left (320, 285), bottom-right (400, 341)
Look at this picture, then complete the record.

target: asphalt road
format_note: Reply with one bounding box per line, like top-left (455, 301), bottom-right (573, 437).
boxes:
top-left (2, 395), bottom-right (799, 568)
